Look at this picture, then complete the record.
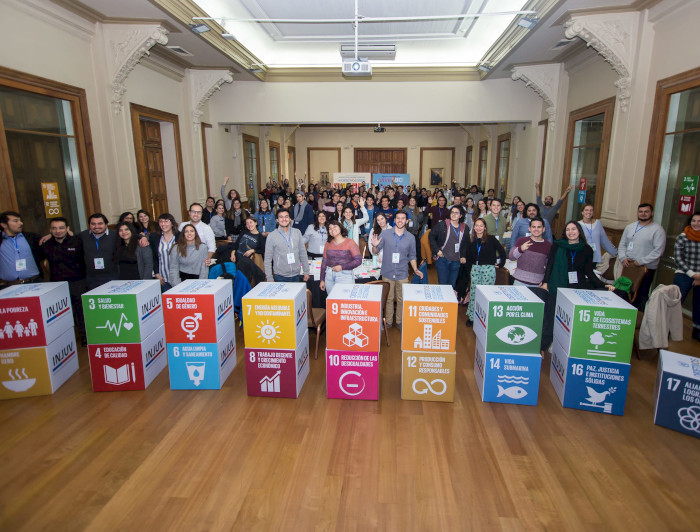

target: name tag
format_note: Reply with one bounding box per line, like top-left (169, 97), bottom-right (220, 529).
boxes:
top-left (627, 242), bottom-right (634, 251)
top-left (287, 253), bottom-right (296, 264)
top-left (94, 258), bottom-right (105, 270)
top-left (392, 252), bottom-right (400, 264)
top-left (568, 271), bottom-right (578, 284)
top-left (454, 243), bottom-right (460, 253)
top-left (15, 259), bottom-right (26, 271)
top-left (495, 235), bottom-right (500, 241)
top-left (408, 220), bottom-right (413, 227)
top-left (526, 232), bottom-right (531, 237)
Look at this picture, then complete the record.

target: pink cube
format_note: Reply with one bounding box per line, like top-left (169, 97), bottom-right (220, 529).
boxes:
top-left (326, 349), bottom-right (379, 400)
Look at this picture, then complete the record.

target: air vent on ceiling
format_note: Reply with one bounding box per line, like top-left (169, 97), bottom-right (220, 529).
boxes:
top-left (166, 46), bottom-right (194, 57)
top-left (551, 39), bottom-right (573, 50)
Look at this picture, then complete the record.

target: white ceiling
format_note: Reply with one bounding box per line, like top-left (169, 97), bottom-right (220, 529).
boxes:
top-left (66, 0), bottom-right (648, 80)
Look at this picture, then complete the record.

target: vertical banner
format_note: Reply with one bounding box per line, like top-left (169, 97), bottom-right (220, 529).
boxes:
top-left (678, 176), bottom-right (698, 215)
top-left (41, 182), bottom-right (62, 218)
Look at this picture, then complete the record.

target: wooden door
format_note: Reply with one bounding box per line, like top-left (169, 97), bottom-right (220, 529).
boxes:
top-left (354, 148), bottom-right (407, 174)
top-left (139, 119), bottom-right (168, 218)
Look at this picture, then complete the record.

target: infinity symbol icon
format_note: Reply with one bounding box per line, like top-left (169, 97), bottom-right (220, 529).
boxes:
top-left (412, 378), bottom-right (447, 395)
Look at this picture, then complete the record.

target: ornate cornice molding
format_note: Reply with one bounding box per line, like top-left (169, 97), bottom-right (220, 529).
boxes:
top-left (564, 12), bottom-right (638, 112)
top-left (104, 24), bottom-right (169, 114)
top-left (511, 63), bottom-right (562, 129)
top-left (189, 69), bottom-right (234, 130)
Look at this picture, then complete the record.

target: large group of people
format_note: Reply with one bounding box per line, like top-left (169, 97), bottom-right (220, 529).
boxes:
top-left (2, 175), bottom-right (698, 348)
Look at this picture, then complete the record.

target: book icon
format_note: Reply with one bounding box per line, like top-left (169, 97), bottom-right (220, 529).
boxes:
top-left (104, 363), bottom-right (135, 385)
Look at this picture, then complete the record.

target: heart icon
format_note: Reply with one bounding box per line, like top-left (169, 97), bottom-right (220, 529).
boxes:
top-left (123, 322), bottom-right (134, 331)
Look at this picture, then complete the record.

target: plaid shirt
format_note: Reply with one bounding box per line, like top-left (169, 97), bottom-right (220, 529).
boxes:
top-left (674, 233), bottom-right (700, 274)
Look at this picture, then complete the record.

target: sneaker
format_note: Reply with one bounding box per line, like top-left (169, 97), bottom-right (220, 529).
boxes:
top-left (397, 323), bottom-right (402, 331)
top-left (465, 319), bottom-right (473, 327)
top-left (385, 323), bottom-right (393, 329)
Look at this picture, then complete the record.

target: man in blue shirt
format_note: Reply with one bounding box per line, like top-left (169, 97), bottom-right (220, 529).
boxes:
top-left (0, 211), bottom-right (43, 287)
top-left (375, 195), bottom-right (397, 226)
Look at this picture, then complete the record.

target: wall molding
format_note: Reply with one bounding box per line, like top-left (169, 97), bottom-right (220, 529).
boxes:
top-left (189, 69), bottom-right (234, 130)
top-left (511, 64), bottom-right (562, 129)
top-left (104, 24), bottom-right (169, 114)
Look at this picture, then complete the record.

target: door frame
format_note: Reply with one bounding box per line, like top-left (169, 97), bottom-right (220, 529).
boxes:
top-left (0, 66), bottom-right (100, 217)
top-left (130, 103), bottom-right (187, 221)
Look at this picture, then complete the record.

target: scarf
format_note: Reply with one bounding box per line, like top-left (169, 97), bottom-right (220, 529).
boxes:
top-left (548, 239), bottom-right (586, 294)
top-left (344, 219), bottom-right (354, 239)
top-left (294, 201), bottom-right (306, 223)
top-left (684, 225), bottom-right (700, 242)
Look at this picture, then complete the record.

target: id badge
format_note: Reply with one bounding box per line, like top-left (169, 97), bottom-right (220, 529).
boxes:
top-left (525, 232), bottom-right (531, 237)
top-left (15, 258), bottom-right (26, 271)
top-left (287, 253), bottom-right (296, 264)
top-left (408, 220), bottom-right (413, 227)
top-left (627, 242), bottom-right (634, 251)
top-left (94, 257), bottom-right (105, 270)
top-left (392, 252), bottom-right (400, 264)
top-left (495, 235), bottom-right (500, 241)
top-left (568, 271), bottom-right (578, 284)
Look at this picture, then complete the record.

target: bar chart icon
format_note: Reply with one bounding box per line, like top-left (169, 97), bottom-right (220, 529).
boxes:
top-left (260, 371), bottom-right (281, 393)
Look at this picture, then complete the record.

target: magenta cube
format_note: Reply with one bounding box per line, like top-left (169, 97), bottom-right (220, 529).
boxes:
top-left (326, 349), bottom-right (379, 400)
top-left (245, 331), bottom-right (309, 398)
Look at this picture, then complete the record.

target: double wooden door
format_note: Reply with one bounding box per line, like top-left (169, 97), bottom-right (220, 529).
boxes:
top-left (354, 148), bottom-right (407, 174)
top-left (139, 119), bottom-right (168, 218)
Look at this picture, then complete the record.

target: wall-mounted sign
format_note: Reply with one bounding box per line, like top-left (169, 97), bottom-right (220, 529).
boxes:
top-left (41, 182), bottom-right (62, 218)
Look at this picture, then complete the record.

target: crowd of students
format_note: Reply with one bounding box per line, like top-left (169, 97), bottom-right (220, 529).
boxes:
top-left (2, 176), bottom-right (699, 348)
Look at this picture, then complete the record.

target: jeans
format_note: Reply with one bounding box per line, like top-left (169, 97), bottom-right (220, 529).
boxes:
top-left (273, 274), bottom-right (301, 283)
top-left (435, 257), bottom-right (460, 288)
top-left (674, 272), bottom-right (700, 328)
top-left (324, 268), bottom-right (354, 296)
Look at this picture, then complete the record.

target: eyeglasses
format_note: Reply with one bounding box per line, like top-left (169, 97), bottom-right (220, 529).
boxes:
top-left (190, 210), bottom-right (202, 214)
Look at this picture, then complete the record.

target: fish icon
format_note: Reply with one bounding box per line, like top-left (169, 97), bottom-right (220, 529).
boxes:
top-left (497, 385), bottom-right (528, 400)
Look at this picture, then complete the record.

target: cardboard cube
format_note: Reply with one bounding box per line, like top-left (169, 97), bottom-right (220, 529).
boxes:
top-left (163, 279), bottom-right (234, 344)
top-left (554, 288), bottom-right (636, 364)
top-left (0, 282), bottom-right (73, 349)
top-left (243, 282), bottom-right (307, 350)
top-left (401, 351), bottom-right (456, 402)
top-left (87, 325), bottom-right (167, 392)
top-left (326, 348), bottom-right (379, 400)
top-left (550, 337), bottom-right (630, 416)
top-left (326, 284), bottom-right (382, 352)
top-left (167, 325), bottom-right (236, 390)
top-left (653, 350), bottom-right (700, 438)
top-left (473, 285), bottom-right (544, 355)
top-left (245, 330), bottom-right (310, 398)
top-left (474, 336), bottom-right (542, 406)
top-left (83, 280), bottom-right (162, 344)
top-left (401, 284), bottom-right (458, 353)
top-left (0, 327), bottom-right (78, 400)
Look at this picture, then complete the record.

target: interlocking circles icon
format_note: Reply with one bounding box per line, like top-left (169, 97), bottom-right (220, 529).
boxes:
top-left (678, 405), bottom-right (700, 433)
top-left (412, 378), bottom-right (447, 395)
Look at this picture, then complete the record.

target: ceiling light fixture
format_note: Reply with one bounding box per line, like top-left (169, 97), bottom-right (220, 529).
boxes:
top-left (189, 23), bottom-right (211, 34)
top-left (517, 17), bottom-right (539, 30)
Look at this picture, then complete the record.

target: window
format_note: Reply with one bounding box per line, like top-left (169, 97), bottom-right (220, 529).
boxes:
top-left (478, 141), bottom-right (488, 190)
top-left (242, 134), bottom-right (259, 199)
top-left (562, 98), bottom-right (615, 223)
top-left (465, 145), bottom-right (473, 185)
top-left (496, 133), bottom-right (510, 199)
top-left (269, 141), bottom-right (280, 183)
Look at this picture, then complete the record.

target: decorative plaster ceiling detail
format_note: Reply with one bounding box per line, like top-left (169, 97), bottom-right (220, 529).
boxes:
top-left (564, 12), bottom-right (638, 112)
top-left (511, 63), bottom-right (561, 129)
top-left (105, 24), bottom-right (169, 114)
top-left (189, 69), bottom-right (234, 129)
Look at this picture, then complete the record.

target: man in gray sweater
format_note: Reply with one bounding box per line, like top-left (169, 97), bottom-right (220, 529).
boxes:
top-left (618, 203), bottom-right (667, 310)
top-left (264, 208), bottom-right (310, 282)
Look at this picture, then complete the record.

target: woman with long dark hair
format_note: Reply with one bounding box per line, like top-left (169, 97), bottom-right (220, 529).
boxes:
top-left (169, 224), bottom-right (209, 285)
top-left (255, 198), bottom-right (276, 236)
top-left (220, 176), bottom-right (241, 210)
top-left (136, 209), bottom-right (157, 236)
top-left (303, 211), bottom-right (328, 259)
top-left (115, 222), bottom-right (153, 280)
top-left (152, 213), bottom-right (179, 291)
top-left (319, 220), bottom-right (362, 294)
top-left (224, 198), bottom-right (250, 247)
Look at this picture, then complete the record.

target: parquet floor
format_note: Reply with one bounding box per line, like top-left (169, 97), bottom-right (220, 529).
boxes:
top-left (1, 279), bottom-right (698, 531)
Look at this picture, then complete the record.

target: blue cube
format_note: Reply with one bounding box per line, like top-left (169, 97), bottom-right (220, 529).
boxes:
top-left (654, 350), bottom-right (700, 439)
top-left (550, 338), bottom-right (630, 416)
top-left (167, 326), bottom-right (236, 390)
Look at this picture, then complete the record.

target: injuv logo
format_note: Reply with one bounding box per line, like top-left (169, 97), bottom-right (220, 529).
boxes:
top-left (495, 325), bottom-right (537, 345)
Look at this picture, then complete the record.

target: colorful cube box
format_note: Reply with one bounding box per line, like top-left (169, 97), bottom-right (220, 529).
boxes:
top-left (326, 284), bottom-right (382, 352)
top-left (242, 282), bottom-right (307, 350)
top-left (0, 327), bottom-right (78, 400)
top-left (554, 288), bottom-right (636, 364)
top-left (163, 279), bottom-right (234, 344)
top-left (83, 280), bottom-right (162, 344)
top-left (473, 285), bottom-right (544, 354)
top-left (401, 351), bottom-right (456, 402)
top-left (245, 330), bottom-right (310, 398)
top-left (166, 325), bottom-right (236, 390)
top-left (653, 350), bottom-right (700, 438)
top-left (474, 336), bottom-right (542, 406)
top-left (401, 284), bottom-right (458, 353)
top-left (0, 282), bottom-right (73, 349)
top-left (326, 348), bottom-right (379, 401)
top-left (87, 325), bottom-right (167, 392)
top-left (550, 337), bottom-right (630, 416)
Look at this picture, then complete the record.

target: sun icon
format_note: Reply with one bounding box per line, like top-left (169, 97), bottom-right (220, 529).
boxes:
top-left (256, 320), bottom-right (280, 344)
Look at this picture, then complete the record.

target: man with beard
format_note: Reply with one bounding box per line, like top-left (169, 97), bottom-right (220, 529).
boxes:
top-left (618, 203), bottom-right (666, 310)
top-left (535, 180), bottom-right (573, 225)
top-left (0, 211), bottom-right (43, 287)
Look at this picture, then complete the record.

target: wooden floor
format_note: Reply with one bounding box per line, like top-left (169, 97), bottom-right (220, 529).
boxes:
top-left (1, 280), bottom-right (699, 531)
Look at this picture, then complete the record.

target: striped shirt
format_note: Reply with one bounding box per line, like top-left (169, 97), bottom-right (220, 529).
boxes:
top-left (158, 234), bottom-right (177, 283)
